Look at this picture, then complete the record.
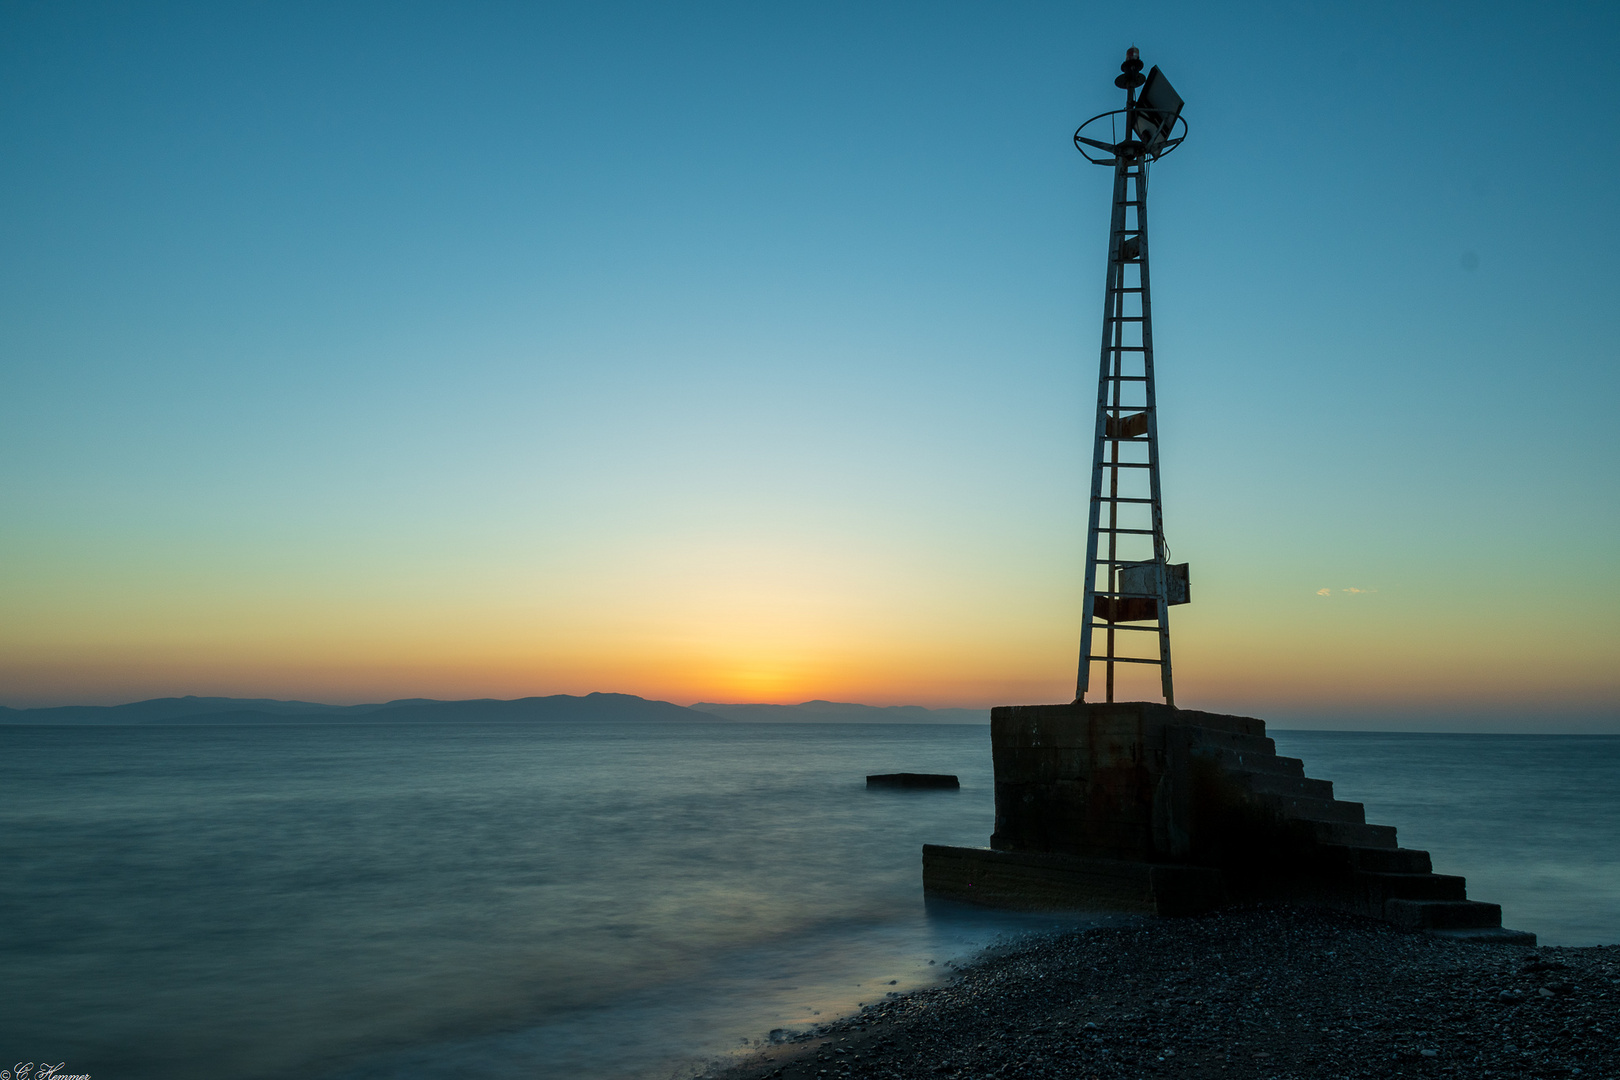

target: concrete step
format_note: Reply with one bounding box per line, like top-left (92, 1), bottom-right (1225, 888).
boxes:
top-left (1426, 926), bottom-right (1538, 946)
top-left (1235, 771), bottom-right (1334, 800)
top-left (1182, 725), bottom-right (1276, 756)
top-left (1256, 792), bottom-right (1365, 824)
top-left (1318, 845), bottom-right (1432, 874)
top-left (1204, 747), bottom-right (1305, 777)
top-left (1357, 871), bottom-right (1468, 902)
top-left (1303, 819), bottom-right (1398, 849)
top-left (920, 845), bottom-right (1226, 916)
top-left (1386, 898), bottom-right (1503, 930)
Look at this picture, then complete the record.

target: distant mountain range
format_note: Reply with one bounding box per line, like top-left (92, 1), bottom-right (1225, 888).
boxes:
top-left (690, 699), bottom-right (987, 724)
top-left (0, 694), bottom-right (990, 726)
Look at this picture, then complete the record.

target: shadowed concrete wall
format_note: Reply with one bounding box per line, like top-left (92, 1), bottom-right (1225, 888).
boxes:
top-left (989, 701), bottom-right (1265, 861)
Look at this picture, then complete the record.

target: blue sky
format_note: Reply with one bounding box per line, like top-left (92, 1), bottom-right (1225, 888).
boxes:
top-left (2, 1), bottom-right (1616, 726)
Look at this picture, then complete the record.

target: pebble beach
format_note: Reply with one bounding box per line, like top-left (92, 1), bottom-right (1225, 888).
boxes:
top-left (715, 907), bottom-right (1618, 1080)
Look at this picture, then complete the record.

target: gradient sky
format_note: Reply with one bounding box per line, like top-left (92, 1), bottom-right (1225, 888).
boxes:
top-left (2, 1), bottom-right (1616, 726)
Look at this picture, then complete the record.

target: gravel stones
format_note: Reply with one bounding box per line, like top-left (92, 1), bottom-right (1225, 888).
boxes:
top-left (713, 906), bottom-right (1617, 1080)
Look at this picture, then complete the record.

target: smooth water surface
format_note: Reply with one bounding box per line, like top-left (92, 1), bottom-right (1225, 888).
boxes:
top-left (2, 723), bottom-right (1615, 1080)
top-left (0, 723), bottom-right (1062, 1080)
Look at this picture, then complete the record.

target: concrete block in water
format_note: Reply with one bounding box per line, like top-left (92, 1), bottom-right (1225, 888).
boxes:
top-left (867, 773), bottom-right (959, 790)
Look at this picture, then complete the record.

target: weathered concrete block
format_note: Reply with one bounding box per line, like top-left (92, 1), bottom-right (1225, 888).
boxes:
top-left (988, 700), bottom-right (1269, 861)
top-left (867, 773), bottom-right (959, 789)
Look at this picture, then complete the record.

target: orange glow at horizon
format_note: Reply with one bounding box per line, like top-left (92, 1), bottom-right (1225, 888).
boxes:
top-left (4, 600), bottom-right (1615, 715)
top-left (3, 485), bottom-right (1614, 716)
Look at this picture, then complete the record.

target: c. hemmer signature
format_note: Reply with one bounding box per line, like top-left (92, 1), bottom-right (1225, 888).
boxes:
top-left (4, 1064), bottom-right (91, 1080)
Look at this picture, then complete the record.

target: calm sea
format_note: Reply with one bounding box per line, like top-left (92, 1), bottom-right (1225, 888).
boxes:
top-left (2, 723), bottom-right (1615, 1080)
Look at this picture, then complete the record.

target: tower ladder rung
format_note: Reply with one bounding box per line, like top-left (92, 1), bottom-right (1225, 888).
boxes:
top-left (1084, 655), bottom-right (1163, 665)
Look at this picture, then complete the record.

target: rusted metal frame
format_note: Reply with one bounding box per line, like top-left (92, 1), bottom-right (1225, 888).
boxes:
top-left (1135, 161), bottom-right (1175, 707)
top-left (1104, 161), bottom-right (1164, 702)
top-left (1076, 154), bottom-right (1133, 703)
top-left (1073, 108), bottom-right (1188, 165)
top-left (1120, 163), bottom-right (1165, 699)
top-left (1105, 168), bottom-right (1137, 702)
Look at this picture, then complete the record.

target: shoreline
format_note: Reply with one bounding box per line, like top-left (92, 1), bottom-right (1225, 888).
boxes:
top-left (707, 906), bottom-right (1617, 1079)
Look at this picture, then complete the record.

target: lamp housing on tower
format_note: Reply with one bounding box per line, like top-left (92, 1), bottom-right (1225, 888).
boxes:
top-left (1131, 66), bottom-right (1184, 155)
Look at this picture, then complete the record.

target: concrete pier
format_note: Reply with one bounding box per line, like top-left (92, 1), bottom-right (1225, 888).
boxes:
top-left (923, 701), bottom-right (1534, 942)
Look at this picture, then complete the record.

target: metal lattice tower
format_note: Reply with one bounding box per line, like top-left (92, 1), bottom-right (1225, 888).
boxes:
top-left (1072, 48), bottom-right (1188, 706)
